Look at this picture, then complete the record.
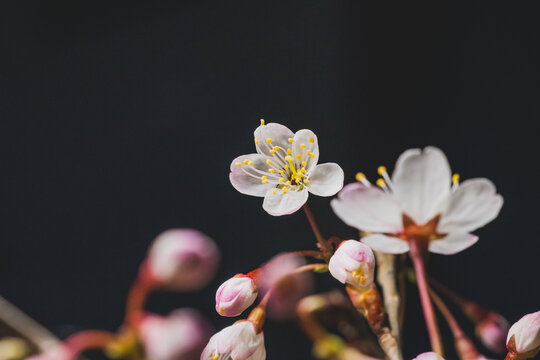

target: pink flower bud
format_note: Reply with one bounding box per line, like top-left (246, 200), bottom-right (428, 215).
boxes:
top-left (215, 275), bottom-right (258, 317)
top-left (507, 310), bottom-right (540, 356)
top-left (138, 309), bottom-right (212, 360)
top-left (413, 352), bottom-right (445, 360)
top-left (328, 240), bottom-right (375, 288)
top-left (259, 254), bottom-right (312, 320)
top-left (476, 312), bottom-right (509, 353)
top-left (146, 229), bottom-right (219, 291)
top-left (201, 320), bottom-right (265, 360)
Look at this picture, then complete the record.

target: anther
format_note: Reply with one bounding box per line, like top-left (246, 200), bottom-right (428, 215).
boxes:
top-left (282, 187), bottom-right (289, 194)
top-left (377, 166), bottom-right (387, 176)
top-left (287, 148), bottom-right (292, 154)
top-left (260, 119), bottom-right (265, 126)
top-left (452, 173), bottom-right (460, 184)
top-left (301, 161), bottom-right (307, 166)
top-left (248, 161), bottom-right (254, 165)
top-left (288, 138), bottom-right (294, 143)
top-left (266, 138), bottom-right (272, 144)
top-left (376, 178), bottom-right (386, 188)
top-left (355, 172), bottom-right (371, 187)
top-left (309, 137), bottom-right (314, 143)
top-left (269, 168), bottom-right (275, 173)
top-left (285, 180), bottom-right (291, 186)
top-left (273, 189), bottom-right (277, 195)
top-left (306, 150), bottom-right (311, 156)
top-left (300, 143), bottom-right (306, 148)
top-left (254, 138), bottom-right (259, 144)
top-left (243, 159), bottom-right (250, 165)
top-left (236, 162), bottom-right (242, 166)
top-left (278, 178), bottom-right (284, 183)
top-left (267, 159), bottom-right (271, 165)
top-left (296, 154), bottom-right (302, 159)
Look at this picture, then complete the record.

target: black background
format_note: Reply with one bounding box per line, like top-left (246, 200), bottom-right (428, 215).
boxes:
top-left (1, 1), bottom-right (539, 359)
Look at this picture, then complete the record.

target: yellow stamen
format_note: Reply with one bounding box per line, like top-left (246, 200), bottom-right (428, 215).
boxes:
top-left (261, 176), bottom-right (267, 180)
top-left (278, 178), bottom-right (284, 183)
top-left (282, 187), bottom-right (289, 194)
top-left (266, 138), bottom-right (272, 144)
top-left (243, 159), bottom-right (250, 165)
top-left (269, 168), bottom-right (275, 173)
top-left (260, 118), bottom-right (265, 126)
top-left (304, 179), bottom-right (310, 184)
top-left (285, 180), bottom-right (291, 186)
top-left (288, 138), bottom-right (294, 143)
top-left (269, 149), bottom-right (276, 155)
top-left (262, 179), bottom-right (268, 184)
top-left (235, 162), bottom-right (242, 166)
top-left (273, 189), bottom-right (277, 195)
top-left (310, 153), bottom-right (314, 158)
top-left (272, 146), bottom-right (279, 151)
top-left (376, 178), bottom-right (386, 188)
top-left (287, 148), bottom-right (292, 154)
top-left (301, 161), bottom-right (307, 166)
top-left (296, 154), bottom-right (302, 159)
top-left (254, 138), bottom-right (259, 144)
top-left (212, 355), bottom-right (219, 360)
top-left (284, 164), bottom-right (289, 170)
top-left (278, 169), bottom-right (284, 174)
top-left (306, 150), bottom-right (311, 156)
top-left (377, 166), bottom-right (387, 176)
top-left (309, 137), bottom-right (314, 143)
top-left (355, 172), bottom-right (366, 182)
top-left (248, 161), bottom-right (254, 165)
top-left (267, 159), bottom-right (271, 165)
top-left (300, 143), bottom-right (306, 148)
top-left (452, 173), bottom-right (460, 184)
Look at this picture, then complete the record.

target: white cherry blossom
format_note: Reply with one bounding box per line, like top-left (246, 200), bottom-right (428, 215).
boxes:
top-left (201, 321), bottom-right (265, 360)
top-left (331, 147), bottom-right (503, 255)
top-left (506, 310), bottom-right (540, 357)
top-left (230, 120), bottom-right (344, 216)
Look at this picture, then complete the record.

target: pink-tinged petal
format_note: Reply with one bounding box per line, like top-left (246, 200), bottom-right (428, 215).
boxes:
top-left (307, 163), bottom-right (344, 197)
top-left (507, 310), bottom-right (540, 354)
top-left (428, 232), bottom-right (479, 255)
top-left (438, 178), bottom-right (503, 233)
top-left (361, 234), bottom-right (409, 254)
top-left (328, 240), bottom-right (375, 288)
top-left (413, 352), bottom-right (445, 360)
top-left (230, 153), bottom-right (272, 197)
top-left (262, 187), bottom-right (309, 216)
top-left (215, 276), bottom-right (258, 317)
top-left (477, 313), bottom-right (509, 353)
top-left (146, 229), bottom-right (219, 291)
top-left (331, 184), bottom-right (403, 233)
top-left (292, 129), bottom-right (319, 169)
top-left (201, 321), bottom-right (265, 360)
top-left (391, 147), bottom-right (451, 225)
top-left (139, 309), bottom-right (211, 360)
top-left (254, 123), bottom-right (294, 157)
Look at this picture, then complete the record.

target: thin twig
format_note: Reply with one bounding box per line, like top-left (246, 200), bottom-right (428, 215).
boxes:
top-left (303, 204), bottom-right (331, 254)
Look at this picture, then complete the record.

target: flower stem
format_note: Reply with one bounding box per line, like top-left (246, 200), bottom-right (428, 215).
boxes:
top-left (408, 240), bottom-right (444, 356)
top-left (63, 330), bottom-right (116, 357)
top-left (303, 204), bottom-right (331, 254)
top-left (430, 290), bottom-right (481, 360)
top-left (125, 271), bottom-right (154, 327)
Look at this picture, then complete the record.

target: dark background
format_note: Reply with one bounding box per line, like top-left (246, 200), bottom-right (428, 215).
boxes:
top-left (1, 1), bottom-right (539, 359)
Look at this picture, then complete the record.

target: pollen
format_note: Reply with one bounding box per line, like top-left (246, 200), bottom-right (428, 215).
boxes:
top-left (262, 179), bottom-right (268, 184)
top-left (300, 143), bottom-right (306, 148)
top-left (306, 150), bottom-right (311, 156)
top-left (260, 118), bottom-right (265, 126)
top-left (270, 149), bottom-right (276, 154)
top-left (287, 148), bottom-right (292, 154)
top-left (212, 355), bottom-right (219, 360)
top-left (377, 166), bottom-right (387, 176)
top-left (285, 180), bottom-right (291, 186)
top-left (235, 162), bottom-right (242, 166)
top-left (310, 153), bottom-right (314, 158)
top-left (296, 154), bottom-right (302, 159)
top-left (309, 137), bottom-right (314, 143)
top-left (273, 189), bottom-right (277, 195)
top-left (288, 138), bottom-right (294, 143)
top-left (301, 161), bottom-right (307, 166)
top-left (355, 172), bottom-right (366, 182)
top-left (282, 187), bottom-right (289, 194)
top-left (267, 159), bottom-right (272, 165)
top-left (304, 179), bottom-right (310, 184)
top-left (254, 138), bottom-right (259, 144)
top-left (452, 173), bottom-right (460, 184)
top-left (376, 178), bottom-right (386, 188)
top-left (243, 159), bottom-right (250, 165)
top-left (278, 177), bottom-right (284, 182)
top-left (269, 168), bottom-right (275, 173)
top-left (284, 165), bottom-right (289, 170)
top-left (278, 169), bottom-right (284, 174)
top-left (248, 160), bottom-right (254, 165)
top-left (266, 138), bottom-right (272, 144)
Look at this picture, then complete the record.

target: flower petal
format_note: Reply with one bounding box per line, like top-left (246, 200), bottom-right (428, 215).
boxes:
top-left (254, 123), bottom-right (294, 157)
top-left (230, 154), bottom-right (272, 197)
top-left (331, 183), bottom-right (403, 233)
top-left (293, 129), bottom-right (319, 169)
top-left (262, 187), bottom-right (309, 216)
top-left (438, 178), bottom-right (503, 233)
top-left (428, 232), bottom-right (479, 255)
top-left (361, 234), bottom-right (410, 254)
top-left (391, 147), bottom-right (452, 224)
top-left (307, 163), bottom-right (344, 197)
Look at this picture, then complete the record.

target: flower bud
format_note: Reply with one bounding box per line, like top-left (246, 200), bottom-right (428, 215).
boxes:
top-left (259, 254), bottom-right (312, 320)
top-left (476, 312), bottom-right (509, 353)
top-left (507, 310), bottom-right (540, 357)
top-left (146, 229), bottom-right (219, 291)
top-left (328, 240), bottom-right (375, 288)
top-left (201, 320), bottom-right (265, 360)
top-left (138, 309), bottom-right (212, 360)
top-left (413, 352), bottom-right (445, 360)
top-left (215, 275), bottom-right (258, 317)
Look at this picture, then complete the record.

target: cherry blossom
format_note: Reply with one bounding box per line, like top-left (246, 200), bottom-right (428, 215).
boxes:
top-left (201, 321), bottom-right (265, 360)
top-left (328, 240), bottom-right (375, 289)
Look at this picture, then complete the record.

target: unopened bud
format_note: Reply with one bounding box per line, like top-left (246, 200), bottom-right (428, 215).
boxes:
top-left (328, 240), bottom-right (375, 289)
top-left (507, 310), bottom-right (540, 357)
top-left (476, 312), bottom-right (509, 353)
top-left (215, 275), bottom-right (258, 317)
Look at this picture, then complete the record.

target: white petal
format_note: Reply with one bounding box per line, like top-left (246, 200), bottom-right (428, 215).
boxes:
top-left (331, 183), bottom-right (403, 233)
top-left (254, 123), bottom-right (294, 157)
top-left (507, 310), bottom-right (540, 353)
top-left (262, 187), bottom-right (309, 216)
top-left (438, 178), bottom-right (503, 233)
top-left (428, 232), bottom-right (479, 255)
top-left (307, 163), bottom-right (344, 197)
top-left (293, 129), bottom-right (319, 169)
top-left (361, 234), bottom-right (409, 254)
top-left (230, 154), bottom-right (272, 197)
top-left (391, 147), bottom-right (451, 224)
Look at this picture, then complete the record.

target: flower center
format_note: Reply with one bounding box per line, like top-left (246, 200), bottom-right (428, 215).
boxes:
top-left (351, 267), bottom-right (367, 285)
